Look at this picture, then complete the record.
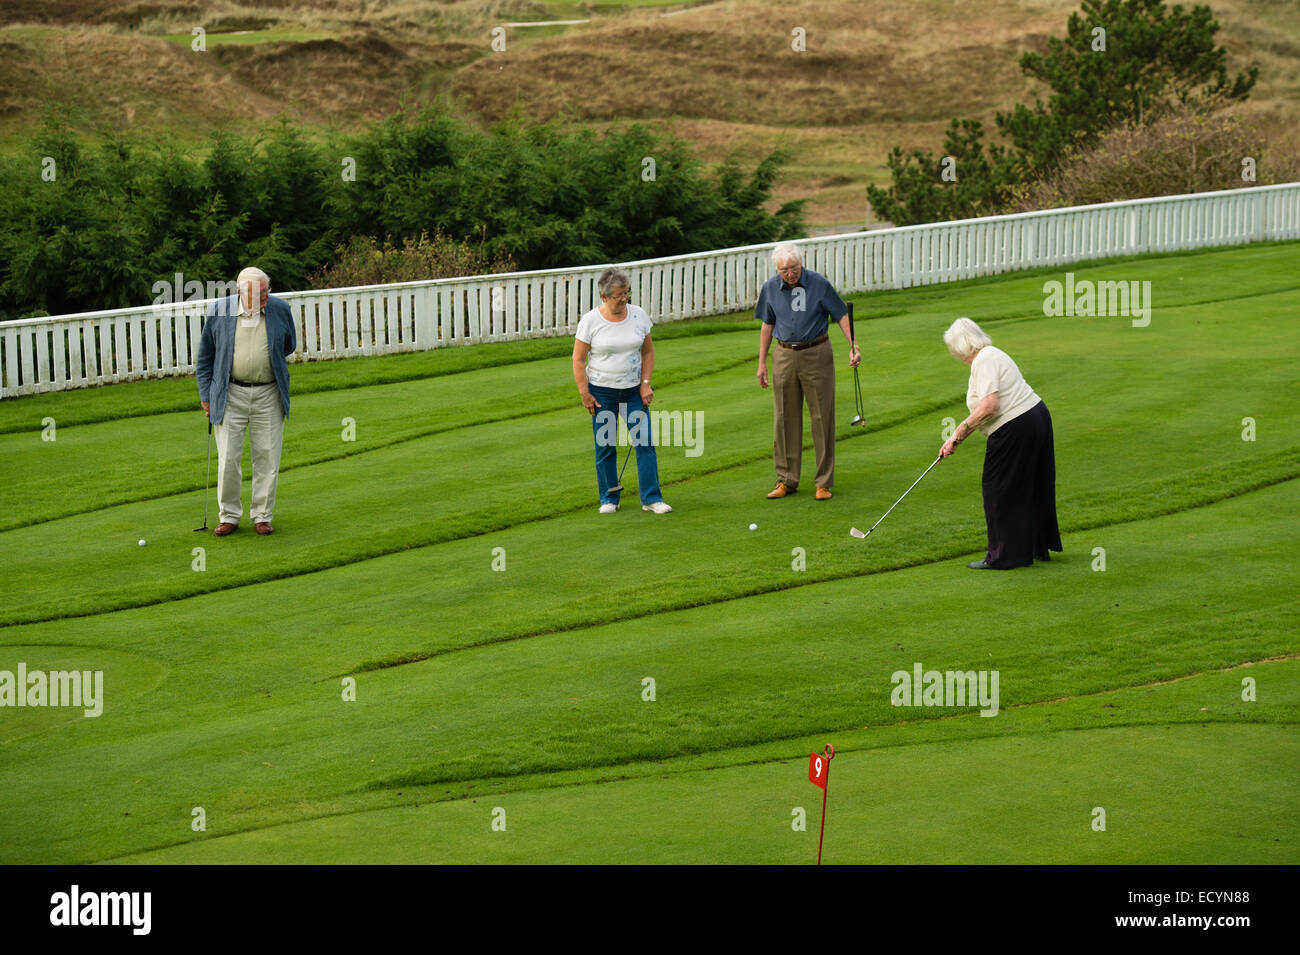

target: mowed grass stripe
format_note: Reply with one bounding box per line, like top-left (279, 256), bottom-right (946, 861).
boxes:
top-left (0, 375), bottom-right (967, 626)
top-left (1, 452), bottom-right (1294, 698)
top-left (1, 484), bottom-right (1295, 862)
top-left (98, 658), bottom-right (1300, 865)
top-left (88, 662), bottom-right (1300, 864)
top-left (0, 405), bottom-right (1294, 632)
top-left (115, 724), bottom-right (1300, 864)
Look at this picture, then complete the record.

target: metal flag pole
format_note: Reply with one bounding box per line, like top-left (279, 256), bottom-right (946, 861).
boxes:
top-left (808, 743), bottom-right (836, 864)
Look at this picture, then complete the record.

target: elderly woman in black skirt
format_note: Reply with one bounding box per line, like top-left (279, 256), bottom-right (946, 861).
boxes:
top-left (939, 318), bottom-right (1061, 569)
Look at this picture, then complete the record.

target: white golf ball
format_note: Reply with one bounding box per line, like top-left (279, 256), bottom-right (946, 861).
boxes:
top-left (137, 539), bottom-right (146, 546)
top-left (749, 523), bottom-right (757, 531)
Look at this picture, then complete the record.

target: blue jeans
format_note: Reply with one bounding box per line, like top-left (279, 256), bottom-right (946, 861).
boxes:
top-left (589, 384), bottom-right (663, 506)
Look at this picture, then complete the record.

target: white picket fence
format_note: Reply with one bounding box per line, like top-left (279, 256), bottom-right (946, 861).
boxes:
top-left (2, 182), bottom-right (1297, 398)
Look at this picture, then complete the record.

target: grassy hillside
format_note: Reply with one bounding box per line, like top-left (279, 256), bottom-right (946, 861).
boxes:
top-left (2, 0), bottom-right (1295, 227)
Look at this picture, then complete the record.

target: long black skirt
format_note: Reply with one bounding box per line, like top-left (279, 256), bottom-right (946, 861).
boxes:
top-left (981, 400), bottom-right (1062, 569)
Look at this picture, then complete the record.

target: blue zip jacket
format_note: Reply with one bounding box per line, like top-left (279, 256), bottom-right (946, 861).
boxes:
top-left (195, 294), bottom-right (297, 425)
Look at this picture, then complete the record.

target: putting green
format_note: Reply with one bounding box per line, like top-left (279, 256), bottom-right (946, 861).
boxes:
top-left (1, 241), bottom-right (1297, 864)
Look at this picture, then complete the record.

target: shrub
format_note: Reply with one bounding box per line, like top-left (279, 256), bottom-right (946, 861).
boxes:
top-left (305, 232), bottom-right (517, 288)
top-left (1013, 107), bottom-right (1300, 211)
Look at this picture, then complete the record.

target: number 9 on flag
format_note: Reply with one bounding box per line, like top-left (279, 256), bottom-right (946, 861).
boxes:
top-left (808, 752), bottom-right (828, 790)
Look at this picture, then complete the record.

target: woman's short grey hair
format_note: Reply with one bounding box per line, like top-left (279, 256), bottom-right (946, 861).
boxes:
top-left (597, 268), bottom-right (631, 299)
top-left (943, 317), bottom-right (992, 358)
top-left (772, 243), bottom-right (802, 269)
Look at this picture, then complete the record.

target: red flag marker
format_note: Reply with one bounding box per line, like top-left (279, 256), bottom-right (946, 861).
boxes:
top-left (807, 743), bottom-right (835, 865)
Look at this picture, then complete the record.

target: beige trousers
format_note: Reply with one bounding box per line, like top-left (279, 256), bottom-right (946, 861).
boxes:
top-left (215, 382), bottom-right (285, 525)
top-left (772, 338), bottom-right (835, 490)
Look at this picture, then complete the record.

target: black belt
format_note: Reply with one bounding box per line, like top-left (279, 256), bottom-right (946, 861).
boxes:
top-left (776, 334), bottom-right (829, 351)
top-left (230, 378), bottom-right (274, 387)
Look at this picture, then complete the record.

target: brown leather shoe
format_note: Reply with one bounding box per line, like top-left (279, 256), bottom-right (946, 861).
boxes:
top-left (255, 522), bottom-right (274, 535)
top-left (767, 482), bottom-right (794, 499)
top-left (213, 523), bottom-right (237, 537)
top-left (815, 487), bottom-right (832, 501)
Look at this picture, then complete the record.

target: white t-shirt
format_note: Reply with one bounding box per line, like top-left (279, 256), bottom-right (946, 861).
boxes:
top-left (967, 346), bottom-right (1040, 435)
top-left (575, 304), bottom-right (653, 389)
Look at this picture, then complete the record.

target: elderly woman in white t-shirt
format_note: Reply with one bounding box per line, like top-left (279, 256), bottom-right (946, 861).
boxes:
top-left (939, 317), bottom-right (1061, 569)
top-left (572, 268), bottom-right (672, 515)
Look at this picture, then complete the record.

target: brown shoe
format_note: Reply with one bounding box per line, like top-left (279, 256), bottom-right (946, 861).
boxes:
top-left (767, 482), bottom-right (794, 499)
top-left (213, 522), bottom-right (237, 537)
top-left (255, 522), bottom-right (274, 535)
top-left (815, 487), bottom-right (832, 501)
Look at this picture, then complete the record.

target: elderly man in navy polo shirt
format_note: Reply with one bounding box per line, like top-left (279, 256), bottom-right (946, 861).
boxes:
top-left (755, 243), bottom-right (861, 500)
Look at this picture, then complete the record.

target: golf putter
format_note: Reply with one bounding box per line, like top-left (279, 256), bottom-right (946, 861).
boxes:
top-left (608, 443), bottom-right (634, 494)
top-left (850, 454), bottom-right (942, 540)
top-left (848, 302), bottom-right (865, 427)
top-left (194, 419), bottom-right (212, 532)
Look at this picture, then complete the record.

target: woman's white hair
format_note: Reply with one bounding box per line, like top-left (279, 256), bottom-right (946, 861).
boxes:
top-left (943, 317), bottom-right (991, 358)
top-left (771, 243), bottom-right (802, 268)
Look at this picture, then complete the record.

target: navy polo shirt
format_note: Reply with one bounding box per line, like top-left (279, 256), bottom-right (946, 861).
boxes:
top-left (754, 268), bottom-right (847, 343)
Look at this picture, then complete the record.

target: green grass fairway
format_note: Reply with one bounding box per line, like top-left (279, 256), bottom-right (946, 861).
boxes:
top-left (1, 242), bottom-right (1297, 864)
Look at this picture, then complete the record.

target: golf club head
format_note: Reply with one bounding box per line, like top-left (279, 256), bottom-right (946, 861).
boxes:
top-left (608, 443), bottom-right (633, 497)
top-left (849, 527), bottom-right (867, 539)
top-left (850, 414), bottom-right (865, 427)
top-left (192, 526), bottom-right (208, 532)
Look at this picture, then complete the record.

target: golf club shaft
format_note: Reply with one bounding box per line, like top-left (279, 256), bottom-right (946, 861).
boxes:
top-left (868, 454), bottom-right (942, 533)
top-left (848, 303), bottom-right (865, 421)
top-left (196, 418), bottom-right (212, 531)
top-left (609, 442), bottom-right (633, 492)
top-left (205, 420), bottom-right (212, 527)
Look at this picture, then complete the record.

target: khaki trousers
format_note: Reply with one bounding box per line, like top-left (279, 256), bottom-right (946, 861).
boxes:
top-left (215, 382), bottom-right (285, 525)
top-left (772, 338), bottom-right (835, 490)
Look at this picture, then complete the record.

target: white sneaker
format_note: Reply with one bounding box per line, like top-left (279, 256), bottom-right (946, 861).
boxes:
top-left (642, 501), bottom-right (673, 514)
top-left (599, 503), bottom-right (619, 514)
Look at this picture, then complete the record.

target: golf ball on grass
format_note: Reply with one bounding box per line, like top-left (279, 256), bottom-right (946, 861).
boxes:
top-left (748, 523), bottom-right (757, 531)
top-left (137, 539), bottom-right (146, 546)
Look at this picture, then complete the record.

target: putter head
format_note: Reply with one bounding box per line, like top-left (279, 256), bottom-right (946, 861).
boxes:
top-left (608, 484), bottom-right (623, 494)
top-left (849, 527), bottom-right (867, 539)
top-left (850, 414), bottom-right (865, 427)
top-left (192, 525), bottom-right (208, 532)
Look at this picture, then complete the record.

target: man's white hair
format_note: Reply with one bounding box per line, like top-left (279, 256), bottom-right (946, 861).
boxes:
top-left (771, 243), bottom-right (802, 269)
top-left (943, 317), bottom-right (992, 359)
top-left (237, 266), bottom-right (270, 289)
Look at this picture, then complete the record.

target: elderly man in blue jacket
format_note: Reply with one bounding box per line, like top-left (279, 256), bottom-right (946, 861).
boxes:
top-left (196, 267), bottom-right (297, 537)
